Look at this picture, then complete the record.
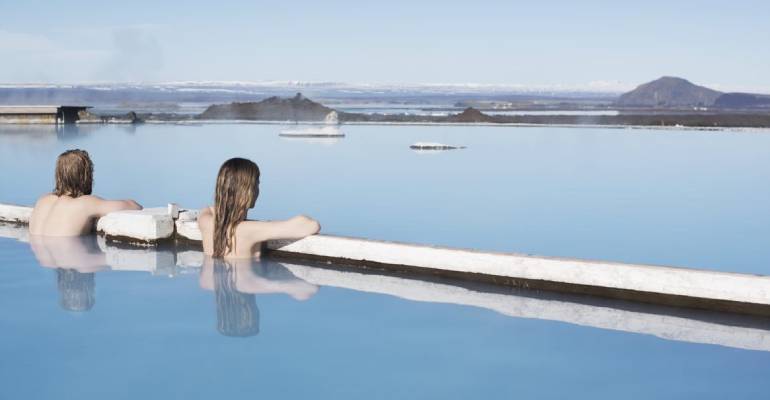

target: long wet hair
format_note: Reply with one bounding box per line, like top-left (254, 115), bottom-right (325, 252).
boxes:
top-left (54, 149), bottom-right (93, 197)
top-left (214, 260), bottom-right (259, 337)
top-left (213, 158), bottom-right (260, 257)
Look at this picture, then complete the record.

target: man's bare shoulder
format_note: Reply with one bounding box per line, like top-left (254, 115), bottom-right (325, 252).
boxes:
top-left (34, 193), bottom-right (58, 206)
top-left (76, 195), bottom-right (103, 203)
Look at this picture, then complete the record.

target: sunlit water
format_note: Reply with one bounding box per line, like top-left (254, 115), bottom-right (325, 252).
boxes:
top-left (1, 123), bottom-right (770, 399)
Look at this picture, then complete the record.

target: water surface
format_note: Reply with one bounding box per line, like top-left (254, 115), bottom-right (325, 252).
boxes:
top-left (1, 233), bottom-right (770, 400)
top-left (1, 123), bottom-right (768, 273)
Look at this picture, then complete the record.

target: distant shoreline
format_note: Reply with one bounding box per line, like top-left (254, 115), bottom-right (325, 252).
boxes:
top-left (144, 119), bottom-right (770, 132)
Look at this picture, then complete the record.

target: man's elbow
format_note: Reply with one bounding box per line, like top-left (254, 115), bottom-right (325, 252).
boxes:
top-left (124, 200), bottom-right (142, 211)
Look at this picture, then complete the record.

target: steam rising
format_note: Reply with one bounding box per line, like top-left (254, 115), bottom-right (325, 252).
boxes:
top-left (96, 28), bottom-right (164, 82)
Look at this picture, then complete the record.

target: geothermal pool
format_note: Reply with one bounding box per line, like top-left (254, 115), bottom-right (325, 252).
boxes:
top-left (1, 123), bottom-right (770, 399)
top-left (1, 123), bottom-right (769, 273)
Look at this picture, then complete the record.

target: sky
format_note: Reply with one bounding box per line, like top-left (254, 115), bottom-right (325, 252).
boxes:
top-left (1, 0), bottom-right (769, 91)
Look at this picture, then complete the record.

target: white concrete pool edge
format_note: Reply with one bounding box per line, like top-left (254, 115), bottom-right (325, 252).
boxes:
top-left (2, 203), bottom-right (769, 308)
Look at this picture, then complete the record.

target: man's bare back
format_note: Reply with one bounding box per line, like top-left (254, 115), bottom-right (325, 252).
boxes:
top-left (30, 194), bottom-right (142, 236)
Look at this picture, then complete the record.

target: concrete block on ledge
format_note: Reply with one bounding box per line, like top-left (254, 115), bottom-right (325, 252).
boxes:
top-left (96, 207), bottom-right (174, 244)
top-left (0, 203), bottom-right (32, 224)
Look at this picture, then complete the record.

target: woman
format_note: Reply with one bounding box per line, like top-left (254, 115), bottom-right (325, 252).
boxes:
top-left (198, 157), bottom-right (320, 258)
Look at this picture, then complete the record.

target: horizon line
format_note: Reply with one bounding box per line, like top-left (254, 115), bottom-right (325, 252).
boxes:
top-left (0, 79), bottom-right (768, 95)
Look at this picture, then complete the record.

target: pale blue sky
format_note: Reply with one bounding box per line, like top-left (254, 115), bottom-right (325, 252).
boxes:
top-left (1, 0), bottom-right (769, 90)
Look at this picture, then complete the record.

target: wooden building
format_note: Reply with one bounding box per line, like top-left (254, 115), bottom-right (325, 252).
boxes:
top-left (0, 106), bottom-right (90, 124)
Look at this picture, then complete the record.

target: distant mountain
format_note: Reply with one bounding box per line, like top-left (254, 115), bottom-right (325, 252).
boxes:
top-left (198, 93), bottom-right (334, 121)
top-left (714, 93), bottom-right (770, 109)
top-left (615, 77), bottom-right (723, 108)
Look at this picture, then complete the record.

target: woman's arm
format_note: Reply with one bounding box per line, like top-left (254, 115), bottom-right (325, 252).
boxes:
top-left (244, 215), bottom-right (321, 243)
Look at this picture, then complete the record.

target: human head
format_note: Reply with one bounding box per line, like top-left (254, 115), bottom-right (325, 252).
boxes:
top-left (54, 149), bottom-right (93, 197)
top-left (213, 158), bottom-right (260, 257)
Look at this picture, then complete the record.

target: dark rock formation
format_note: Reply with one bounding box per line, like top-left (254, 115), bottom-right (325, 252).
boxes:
top-left (616, 77), bottom-right (723, 108)
top-left (182, 93), bottom-right (770, 128)
top-left (714, 93), bottom-right (770, 109)
top-left (198, 93), bottom-right (334, 121)
top-left (410, 143), bottom-right (466, 150)
top-left (77, 109), bottom-right (143, 124)
top-left (446, 107), bottom-right (497, 123)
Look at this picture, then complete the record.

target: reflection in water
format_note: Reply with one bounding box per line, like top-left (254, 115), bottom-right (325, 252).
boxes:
top-left (25, 229), bottom-right (319, 329)
top-left (279, 136), bottom-right (341, 146)
top-left (203, 257), bottom-right (319, 337)
top-left (2, 224), bottom-right (769, 350)
top-left (0, 123), bottom-right (135, 143)
top-left (29, 234), bottom-right (107, 312)
top-left (214, 261), bottom-right (260, 337)
top-left (56, 269), bottom-right (95, 311)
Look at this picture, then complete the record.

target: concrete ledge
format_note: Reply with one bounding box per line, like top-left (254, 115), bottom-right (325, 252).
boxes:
top-left (95, 207), bottom-right (174, 244)
top-left (2, 202), bottom-right (770, 313)
top-left (0, 203), bottom-right (32, 224)
top-left (176, 209), bottom-right (202, 241)
top-left (266, 235), bottom-right (770, 308)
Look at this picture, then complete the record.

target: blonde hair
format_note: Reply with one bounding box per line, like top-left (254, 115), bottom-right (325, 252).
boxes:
top-left (213, 158), bottom-right (260, 257)
top-left (54, 149), bottom-right (93, 198)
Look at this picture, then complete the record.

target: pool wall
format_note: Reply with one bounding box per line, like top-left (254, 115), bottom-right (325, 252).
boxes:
top-left (2, 203), bottom-right (770, 315)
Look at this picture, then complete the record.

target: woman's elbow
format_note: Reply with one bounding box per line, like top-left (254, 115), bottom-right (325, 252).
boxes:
top-left (308, 219), bottom-right (321, 235)
top-left (297, 215), bottom-right (321, 236)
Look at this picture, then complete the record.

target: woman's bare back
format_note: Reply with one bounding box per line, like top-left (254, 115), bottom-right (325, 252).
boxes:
top-left (198, 207), bottom-right (320, 259)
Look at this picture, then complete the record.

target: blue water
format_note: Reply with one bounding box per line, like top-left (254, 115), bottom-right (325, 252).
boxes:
top-left (1, 123), bottom-right (770, 399)
top-left (1, 123), bottom-right (769, 273)
top-left (1, 235), bottom-right (770, 400)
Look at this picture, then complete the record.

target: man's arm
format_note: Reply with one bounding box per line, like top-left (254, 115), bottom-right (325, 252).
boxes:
top-left (83, 195), bottom-right (143, 218)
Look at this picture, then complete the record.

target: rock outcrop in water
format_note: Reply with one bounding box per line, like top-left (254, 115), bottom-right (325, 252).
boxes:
top-left (446, 107), bottom-right (497, 123)
top-left (77, 109), bottom-right (143, 124)
top-left (183, 93), bottom-right (770, 128)
top-left (410, 142), bottom-right (466, 150)
top-left (616, 76), bottom-right (723, 108)
top-left (198, 93), bottom-right (334, 121)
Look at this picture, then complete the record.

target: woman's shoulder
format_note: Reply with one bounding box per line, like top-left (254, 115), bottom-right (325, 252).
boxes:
top-left (197, 206), bottom-right (215, 229)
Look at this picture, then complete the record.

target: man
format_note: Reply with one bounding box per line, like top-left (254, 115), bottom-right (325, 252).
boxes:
top-left (29, 149), bottom-right (142, 236)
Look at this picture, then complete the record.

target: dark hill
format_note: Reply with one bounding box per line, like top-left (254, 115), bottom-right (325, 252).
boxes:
top-left (447, 107), bottom-right (497, 123)
top-left (616, 77), bottom-right (722, 108)
top-left (198, 93), bottom-right (334, 121)
top-left (714, 93), bottom-right (770, 109)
